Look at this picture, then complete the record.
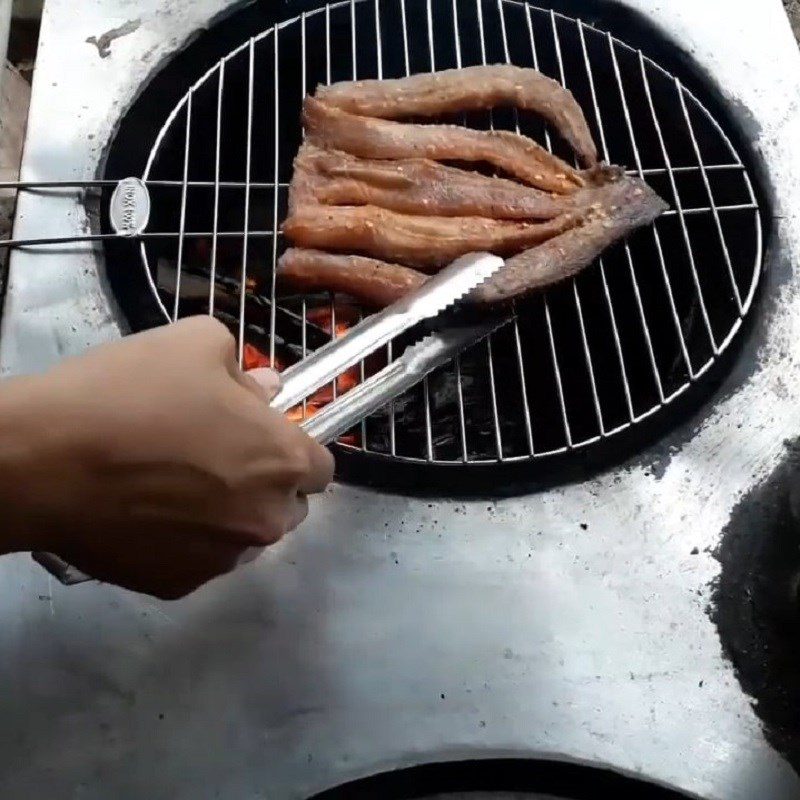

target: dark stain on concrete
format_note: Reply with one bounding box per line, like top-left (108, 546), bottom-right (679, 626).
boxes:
top-left (86, 19), bottom-right (141, 59)
top-left (710, 439), bottom-right (800, 772)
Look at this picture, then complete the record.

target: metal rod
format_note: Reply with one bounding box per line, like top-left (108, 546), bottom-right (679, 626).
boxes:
top-left (373, 0), bottom-right (396, 451)
top-left (0, 200), bottom-right (754, 250)
top-left (473, 0), bottom-right (506, 461)
top-left (548, 8), bottom-right (605, 435)
top-left (493, 1), bottom-right (539, 455)
top-left (173, 91), bottom-right (193, 321)
top-left (0, 166), bottom-right (744, 192)
top-left (413, 0), bottom-right (438, 463)
top-left (524, 7), bottom-right (573, 448)
top-left (209, 61), bottom-right (225, 317)
top-left (352, 0), bottom-right (368, 449)
top-left (300, 11), bottom-right (308, 419)
top-left (269, 28), bottom-right (281, 367)
top-left (238, 38), bottom-right (255, 367)
top-left (544, 296), bottom-right (573, 447)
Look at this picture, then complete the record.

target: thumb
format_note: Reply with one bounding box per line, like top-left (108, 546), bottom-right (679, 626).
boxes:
top-left (243, 367), bottom-right (283, 402)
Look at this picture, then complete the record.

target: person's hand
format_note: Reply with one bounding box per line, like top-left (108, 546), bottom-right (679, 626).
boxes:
top-left (0, 317), bottom-right (334, 599)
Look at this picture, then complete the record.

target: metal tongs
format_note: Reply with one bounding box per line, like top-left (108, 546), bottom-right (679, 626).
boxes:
top-left (33, 252), bottom-right (507, 585)
top-left (274, 252), bottom-right (507, 443)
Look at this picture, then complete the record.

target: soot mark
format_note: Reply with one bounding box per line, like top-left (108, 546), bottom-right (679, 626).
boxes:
top-left (710, 439), bottom-right (800, 771)
top-left (86, 19), bottom-right (141, 59)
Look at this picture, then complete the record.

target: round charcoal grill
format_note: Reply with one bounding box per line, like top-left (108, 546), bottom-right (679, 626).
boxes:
top-left (125, 0), bottom-right (763, 485)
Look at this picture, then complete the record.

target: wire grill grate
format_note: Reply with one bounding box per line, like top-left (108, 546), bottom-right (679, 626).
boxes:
top-left (127, 0), bottom-right (762, 468)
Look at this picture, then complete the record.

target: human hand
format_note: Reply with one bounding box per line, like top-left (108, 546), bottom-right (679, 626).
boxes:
top-left (0, 317), bottom-right (334, 598)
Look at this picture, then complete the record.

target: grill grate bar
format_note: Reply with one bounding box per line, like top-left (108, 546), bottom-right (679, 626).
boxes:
top-left (208, 63), bottom-right (225, 317)
top-left (325, 4), bottom-right (331, 83)
top-left (578, 19), bottom-right (663, 408)
top-left (639, 50), bottom-right (718, 356)
top-left (409, 0), bottom-right (459, 463)
top-left (475, 0), bottom-right (509, 461)
top-left (399, 0), bottom-right (411, 75)
top-left (0, 198), bottom-right (759, 250)
top-left (544, 296), bottom-right (573, 447)
top-left (173, 90), bottom-right (192, 322)
top-left (237, 38), bottom-right (256, 368)
top-left (373, 0), bottom-right (397, 451)
top-left (350, 0), bottom-right (369, 449)
top-left (301, 11), bottom-right (309, 421)
top-left (324, 12), bottom-right (339, 406)
top-left (496, 0), bottom-right (536, 454)
top-left (268, 30), bottom-right (282, 367)
top-left (676, 79), bottom-right (743, 314)
top-left (485, 337), bottom-right (505, 459)
top-left (607, 31), bottom-right (695, 380)
top-left (448, 0), bottom-right (472, 464)
top-left (374, 0), bottom-right (383, 77)
top-left (423, 371), bottom-right (435, 460)
top-left (0, 163), bottom-right (747, 193)
top-left (0, 163), bottom-right (749, 194)
top-left (549, 8), bottom-right (606, 435)
top-left (525, 5), bottom-right (575, 447)
top-left (425, 0), bottom-right (436, 69)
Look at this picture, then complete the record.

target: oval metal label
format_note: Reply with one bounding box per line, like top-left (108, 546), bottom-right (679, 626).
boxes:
top-left (110, 177), bottom-right (151, 237)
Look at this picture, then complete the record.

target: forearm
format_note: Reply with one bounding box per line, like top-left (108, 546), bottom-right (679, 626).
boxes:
top-left (0, 375), bottom-right (54, 554)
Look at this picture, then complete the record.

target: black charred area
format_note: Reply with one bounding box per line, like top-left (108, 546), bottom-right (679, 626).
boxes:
top-left (710, 439), bottom-right (800, 771)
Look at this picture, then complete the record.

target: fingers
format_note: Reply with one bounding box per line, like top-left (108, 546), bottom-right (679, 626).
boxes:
top-left (298, 439), bottom-right (335, 495)
top-left (229, 492), bottom-right (307, 565)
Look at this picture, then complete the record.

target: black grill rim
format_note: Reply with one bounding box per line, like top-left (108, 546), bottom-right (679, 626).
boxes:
top-left (100, 0), bottom-right (774, 497)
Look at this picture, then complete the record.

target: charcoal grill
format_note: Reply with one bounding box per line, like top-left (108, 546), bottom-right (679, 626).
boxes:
top-left (90, 0), bottom-right (764, 486)
top-left (2, 1), bottom-right (800, 799)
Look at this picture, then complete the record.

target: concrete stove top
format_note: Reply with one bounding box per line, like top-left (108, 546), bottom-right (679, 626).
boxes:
top-left (1, 2), bottom-right (800, 798)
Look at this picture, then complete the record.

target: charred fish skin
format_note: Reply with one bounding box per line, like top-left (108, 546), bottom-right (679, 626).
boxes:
top-left (302, 97), bottom-right (583, 195)
top-left (470, 176), bottom-right (669, 304)
top-left (315, 64), bottom-right (599, 167)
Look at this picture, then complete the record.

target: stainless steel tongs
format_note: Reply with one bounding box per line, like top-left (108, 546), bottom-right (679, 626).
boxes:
top-left (274, 252), bottom-right (507, 444)
top-left (33, 252), bottom-right (508, 585)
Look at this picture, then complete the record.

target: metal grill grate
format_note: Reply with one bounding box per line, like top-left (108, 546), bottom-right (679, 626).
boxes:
top-left (136, 0), bottom-right (762, 469)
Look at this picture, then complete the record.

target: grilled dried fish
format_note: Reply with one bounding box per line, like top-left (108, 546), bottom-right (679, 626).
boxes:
top-left (277, 248), bottom-right (428, 308)
top-left (303, 97), bottom-right (582, 194)
top-left (280, 176), bottom-right (667, 306)
top-left (315, 64), bottom-right (599, 166)
top-left (291, 143), bottom-right (601, 220)
top-left (282, 204), bottom-right (583, 271)
top-left (471, 175), bottom-right (669, 303)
